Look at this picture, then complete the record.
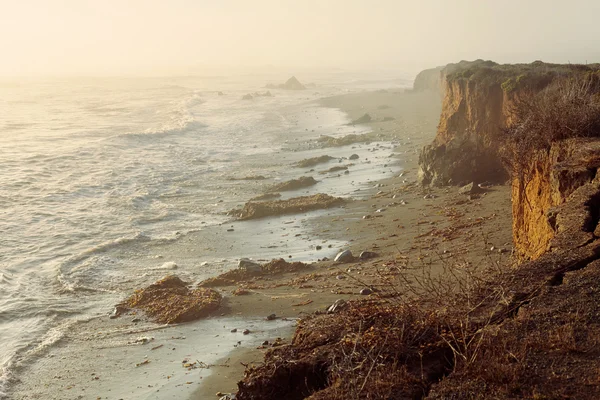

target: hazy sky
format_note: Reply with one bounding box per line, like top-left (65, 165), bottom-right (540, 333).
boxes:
top-left (1, 0), bottom-right (600, 76)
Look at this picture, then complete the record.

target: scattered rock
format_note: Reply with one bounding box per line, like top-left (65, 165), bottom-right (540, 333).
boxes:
top-left (217, 91), bottom-right (224, 96)
top-left (242, 94), bottom-right (253, 100)
top-left (262, 341), bottom-right (269, 346)
top-left (231, 328), bottom-right (238, 333)
top-left (238, 258), bottom-right (261, 273)
top-left (336, 275), bottom-right (346, 280)
top-left (315, 245), bottom-right (322, 250)
top-left (327, 299), bottom-right (347, 314)
top-left (423, 194), bottom-right (437, 199)
top-left (334, 250), bottom-right (354, 263)
top-left (266, 314), bottom-right (277, 321)
top-left (243, 329), bottom-right (250, 335)
top-left (359, 251), bottom-right (378, 260)
top-left (360, 288), bottom-right (373, 295)
top-left (349, 154), bottom-right (359, 160)
top-left (458, 182), bottom-right (484, 195)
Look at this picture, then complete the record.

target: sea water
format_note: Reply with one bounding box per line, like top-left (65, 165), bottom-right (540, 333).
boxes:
top-left (0, 71), bottom-right (411, 398)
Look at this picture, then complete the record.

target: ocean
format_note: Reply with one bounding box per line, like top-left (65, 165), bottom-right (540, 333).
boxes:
top-left (0, 71), bottom-right (411, 398)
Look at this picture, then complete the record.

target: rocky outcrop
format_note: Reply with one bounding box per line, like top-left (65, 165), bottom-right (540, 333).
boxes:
top-left (416, 61), bottom-right (598, 186)
top-left (512, 138), bottom-right (600, 259)
top-left (266, 76), bottom-right (306, 90)
top-left (231, 193), bottom-right (345, 220)
top-left (115, 276), bottom-right (222, 324)
top-left (267, 176), bottom-right (318, 192)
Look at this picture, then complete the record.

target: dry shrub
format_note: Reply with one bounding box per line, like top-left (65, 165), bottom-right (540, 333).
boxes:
top-left (503, 74), bottom-right (600, 176)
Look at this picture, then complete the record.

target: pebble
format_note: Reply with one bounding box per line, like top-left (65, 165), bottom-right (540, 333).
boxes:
top-left (231, 328), bottom-right (237, 333)
top-left (227, 228), bottom-right (234, 232)
top-left (316, 245), bottom-right (322, 250)
top-left (336, 275), bottom-right (346, 280)
top-left (243, 329), bottom-right (250, 335)
top-left (360, 288), bottom-right (373, 295)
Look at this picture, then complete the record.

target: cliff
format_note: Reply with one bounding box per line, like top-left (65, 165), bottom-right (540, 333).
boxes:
top-left (417, 61), bottom-right (596, 186)
top-left (513, 139), bottom-right (600, 258)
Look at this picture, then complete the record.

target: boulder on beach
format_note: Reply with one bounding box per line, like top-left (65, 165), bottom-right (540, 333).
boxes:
top-left (268, 176), bottom-right (318, 192)
top-left (115, 275), bottom-right (222, 324)
top-left (232, 193), bottom-right (345, 220)
top-left (334, 250), bottom-right (354, 263)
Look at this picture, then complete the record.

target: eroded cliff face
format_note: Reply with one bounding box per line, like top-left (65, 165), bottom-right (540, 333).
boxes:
top-left (418, 76), bottom-right (524, 186)
top-left (513, 138), bottom-right (600, 259)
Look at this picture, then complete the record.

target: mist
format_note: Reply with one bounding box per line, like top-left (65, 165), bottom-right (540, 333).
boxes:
top-left (1, 0), bottom-right (600, 76)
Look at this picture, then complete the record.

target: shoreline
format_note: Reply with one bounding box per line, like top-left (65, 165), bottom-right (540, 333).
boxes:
top-left (7, 87), bottom-right (514, 400)
top-left (192, 88), bottom-right (513, 398)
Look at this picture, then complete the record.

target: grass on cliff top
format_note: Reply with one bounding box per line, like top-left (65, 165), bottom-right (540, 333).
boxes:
top-left (446, 59), bottom-right (600, 93)
top-left (502, 73), bottom-right (600, 176)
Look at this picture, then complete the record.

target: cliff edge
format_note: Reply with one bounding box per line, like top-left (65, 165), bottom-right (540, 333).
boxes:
top-left (417, 61), bottom-right (598, 186)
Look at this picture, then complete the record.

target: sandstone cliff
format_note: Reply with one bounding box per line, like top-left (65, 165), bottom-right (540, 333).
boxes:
top-left (513, 138), bottom-right (600, 258)
top-left (417, 61), bottom-right (593, 186)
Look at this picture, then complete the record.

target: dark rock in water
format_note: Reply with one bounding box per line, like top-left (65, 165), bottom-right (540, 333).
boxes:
top-left (334, 250), bottom-right (354, 263)
top-left (266, 76), bottom-right (306, 90)
top-left (115, 275), bottom-right (222, 324)
top-left (250, 192), bottom-right (281, 201)
top-left (234, 194), bottom-right (345, 220)
top-left (360, 288), bottom-right (373, 295)
top-left (327, 299), bottom-right (347, 314)
top-left (349, 154), bottom-right (359, 160)
top-left (349, 113), bottom-right (372, 125)
top-left (268, 176), bottom-right (318, 192)
top-left (242, 94), bottom-right (253, 100)
top-left (283, 76), bottom-right (306, 90)
top-left (238, 258), bottom-right (261, 273)
top-left (243, 329), bottom-right (250, 335)
top-left (231, 328), bottom-right (238, 333)
top-left (295, 155), bottom-right (335, 168)
top-left (266, 314), bottom-right (277, 321)
top-left (359, 251), bottom-right (378, 260)
top-left (199, 258), bottom-right (310, 287)
top-left (315, 245), bottom-right (322, 250)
